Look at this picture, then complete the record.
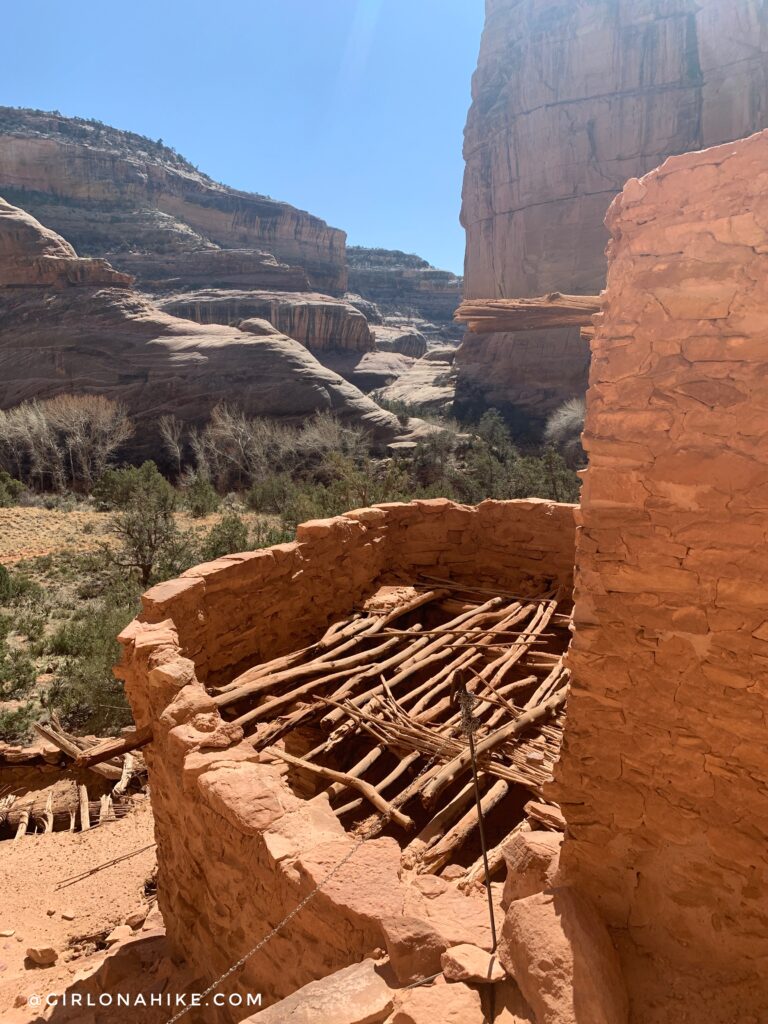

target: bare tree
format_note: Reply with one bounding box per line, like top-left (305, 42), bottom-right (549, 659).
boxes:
top-left (158, 414), bottom-right (185, 477)
top-left (0, 395), bottom-right (133, 491)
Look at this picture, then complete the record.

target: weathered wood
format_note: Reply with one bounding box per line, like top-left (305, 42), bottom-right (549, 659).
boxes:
top-left (112, 753), bottom-right (135, 798)
top-left (421, 680), bottom-right (568, 804)
top-left (419, 779), bottom-right (510, 874)
top-left (79, 784), bottom-right (90, 831)
top-left (458, 820), bottom-right (529, 892)
top-left (455, 293), bottom-right (601, 334)
top-left (14, 809), bottom-right (29, 841)
top-left (267, 747), bottom-right (413, 830)
top-left (74, 729), bottom-right (152, 769)
top-left (33, 723), bottom-right (122, 781)
top-left (98, 794), bottom-right (114, 825)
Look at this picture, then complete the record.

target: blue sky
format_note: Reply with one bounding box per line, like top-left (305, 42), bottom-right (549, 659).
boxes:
top-left (1, 0), bottom-right (485, 273)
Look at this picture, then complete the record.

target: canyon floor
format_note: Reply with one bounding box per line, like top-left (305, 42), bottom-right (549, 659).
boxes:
top-left (0, 506), bottom-right (272, 565)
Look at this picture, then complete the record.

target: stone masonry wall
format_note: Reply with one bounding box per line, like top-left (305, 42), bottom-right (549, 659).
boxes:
top-left (118, 498), bottom-right (575, 1020)
top-left (554, 129), bottom-right (768, 1022)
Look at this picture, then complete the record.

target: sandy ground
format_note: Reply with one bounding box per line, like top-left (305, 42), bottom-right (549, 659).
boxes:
top-left (0, 505), bottom-right (272, 565)
top-left (0, 798), bottom-right (158, 1013)
top-left (0, 507), bottom-right (111, 565)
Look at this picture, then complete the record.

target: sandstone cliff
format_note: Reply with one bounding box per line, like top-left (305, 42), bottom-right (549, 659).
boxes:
top-left (458, 0), bottom-right (768, 429)
top-left (0, 108), bottom-right (346, 294)
top-left (156, 289), bottom-right (374, 354)
top-left (347, 247), bottom-right (463, 329)
top-left (0, 198), bottom-right (403, 447)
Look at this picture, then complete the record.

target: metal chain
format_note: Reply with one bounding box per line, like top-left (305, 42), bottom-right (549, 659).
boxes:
top-left (164, 726), bottom-right (463, 1023)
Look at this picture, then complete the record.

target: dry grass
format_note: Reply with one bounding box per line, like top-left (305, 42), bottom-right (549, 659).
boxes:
top-left (0, 506), bottom-right (272, 566)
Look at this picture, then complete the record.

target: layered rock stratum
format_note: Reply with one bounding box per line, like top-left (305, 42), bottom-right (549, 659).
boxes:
top-left (0, 107), bottom-right (346, 294)
top-left (0, 109), bottom-right (462, 395)
top-left (458, 0), bottom-right (768, 429)
top-left (157, 289), bottom-right (374, 354)
top-left (347, 246), bottom-right (463, 331)
top-left (0, 197), bottom-right (404, 446)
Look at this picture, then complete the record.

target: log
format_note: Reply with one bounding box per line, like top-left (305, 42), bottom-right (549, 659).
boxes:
top-left (455, 293), bottom-right (601, 334)
top-left (113, 754), bottom-right (135, 798)
top-left (320, 597), bottom-right (507, 730)
top-left (216, 589), bottom-right (447, 697)
top-left (419, 779), bottom-right (510, 874)
top-left (14, 809), bottom-right (29, 841)
top-left (98, 794), bottom-right (114, 825)
top-left (266, 747), bottom-right (413, 830)
top-left (33, 723), bottom-right (122, 781)
top-left (79, 784), bottom-right (90, 831)
top-left (333, 751), bottom-right (420, 818)
top-left (421, 682), bottom-right (568, 805)
top-left (74, 729), bottom-right (152, 769)
top-left (402, 776), bottom-right (479, 869)
top-left (458, 820), bottom-right (529, 892)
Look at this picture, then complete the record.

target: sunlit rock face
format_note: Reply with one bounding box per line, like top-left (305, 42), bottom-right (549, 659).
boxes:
top-left (0, 107), bottom-right (347, 295)
top-left (458, 0), bottom-right (768, 430)
top-left (0, 197), bottom-right (403, 449)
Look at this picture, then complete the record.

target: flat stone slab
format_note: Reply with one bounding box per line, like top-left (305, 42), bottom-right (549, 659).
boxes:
top-left (245, 959), bottom-right (393, 1024)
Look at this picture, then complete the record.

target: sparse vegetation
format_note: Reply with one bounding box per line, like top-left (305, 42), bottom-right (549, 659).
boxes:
top-left (0, 401), bottom-right (580, 743)
top-left (0, 395), bottom-right (132, 492)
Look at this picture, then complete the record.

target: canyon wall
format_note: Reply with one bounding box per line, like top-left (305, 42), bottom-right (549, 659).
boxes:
top-left (554, 130), bottom-right (768, 1023)
top-left (347, 247), bottom-right (463, 327)
top-left (157, 290), bottom-right (374, 354)
top-left (118, 498), bottom-right (575, 1021)
top-left (0, 197), bottom-right (403, 446)
top-left (0, 108), bottom-right (346, 294)
top-left (458, 0), bottom-right (768, 430)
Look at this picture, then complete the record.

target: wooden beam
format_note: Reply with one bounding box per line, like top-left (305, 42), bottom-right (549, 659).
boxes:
top-left (455, 293), bottom-right (601, 334)
top-left (74, 729), bottom-right (152, 769)
top-left (33, 723), bottom-right (123, 781)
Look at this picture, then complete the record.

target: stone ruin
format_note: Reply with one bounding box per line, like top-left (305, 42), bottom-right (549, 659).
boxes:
top-left (119, 128), bottom-right (768, 1023)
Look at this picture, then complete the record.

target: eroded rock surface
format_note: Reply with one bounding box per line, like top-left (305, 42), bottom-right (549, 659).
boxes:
top-left (157, 288), bottom-right (374, 353)
top-left (347, 247), bottom-right (463, 329)
top-left (0, 197), bottom-right (403, 446)
top-left (0, 107), bottom-right (346, 294)
top-left (499, 889), bottom-right (628, 1024)
top-left (458, 0), bottom-right (768, 426)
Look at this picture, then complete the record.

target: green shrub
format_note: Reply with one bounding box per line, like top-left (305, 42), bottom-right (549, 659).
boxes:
top-left (0, 470), bottom-right (23, 507)
top-left (105, 462), bottom-right (180, 585)
top-left (0, 648), bottom-right (37, 699)
top-left (0, 566), bottom-right (10, 604)
top-left (199, 510), bottom-right (250, 561)
top-left (0, 701), bottom-right (38, 743)
top-left (184, 475), bottom-right (220, 518)
top-left (0, 568), bottom-right (42, 606)
top-left (46, 599), bottom-right (136, 734)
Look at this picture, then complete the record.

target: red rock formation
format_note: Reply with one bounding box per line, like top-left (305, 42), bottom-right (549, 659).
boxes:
top-left (0, 108), bottom-right (346, 294)
top-left (372, 324), bottom-right (428, 359)
top-left (554, 129), bottom-right (768, 1022)
top-left (0, 197), bottom-right (403, 446)
top-left (458, 0), bottom-right (768, 429)
top-left (156, 289), bottom-right (374, 354)
top-left (0, 195), bottom-right (130, 289)
top-left (112, 249), bottom-right (310, 293)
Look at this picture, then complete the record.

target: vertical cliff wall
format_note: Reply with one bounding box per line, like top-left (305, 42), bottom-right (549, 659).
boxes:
top-left (458, 0), bottom-right (768, 430)
top-left (554, 129), bottom-right (768, 1023)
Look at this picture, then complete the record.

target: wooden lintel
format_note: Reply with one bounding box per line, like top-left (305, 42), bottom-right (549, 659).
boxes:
top-left (74, 728), bottom-right (153, 769)
top-left (455, 292), bottom-right (602, 334)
